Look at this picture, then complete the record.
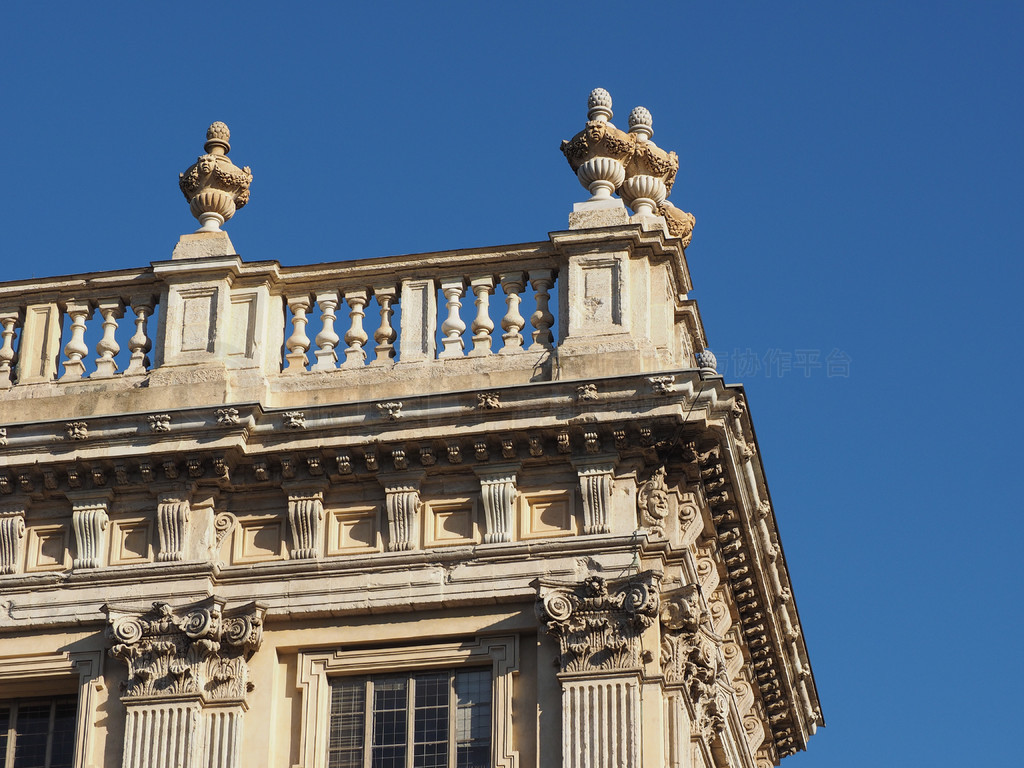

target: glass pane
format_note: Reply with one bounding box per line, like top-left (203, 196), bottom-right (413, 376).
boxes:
top-left (413, 673), bottom-right (448, 768)
top-left (455, 670), bottom-right (492, 768)
top-left (371, 678), bottom-right (407, 768)
top-left (0, 705), bottom-right (9, 766)
top-left (12, 702), bottom-right (52, 768)
top-left (329, 681), bottom-right (366, 768)
top-left (48, 697), bottom-right (77, 768)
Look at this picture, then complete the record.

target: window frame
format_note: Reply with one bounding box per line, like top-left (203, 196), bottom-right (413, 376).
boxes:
top-left (0, 695), bottom-right (78, 768)
top-left (297, 636), bottom-right (518, 768)
top-left (0, 650), bottom-right (100, 768)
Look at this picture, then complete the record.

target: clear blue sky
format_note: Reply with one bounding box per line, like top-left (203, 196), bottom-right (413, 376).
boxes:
top-left (2, 2), bottom-right (1022, 764)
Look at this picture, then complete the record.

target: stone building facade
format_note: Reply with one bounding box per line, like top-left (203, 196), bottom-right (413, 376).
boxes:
top-left (0, 90), bottom-right (821, 768)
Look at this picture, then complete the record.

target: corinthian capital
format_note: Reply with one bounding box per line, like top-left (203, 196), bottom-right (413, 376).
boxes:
top-left (103, 597), bottom-right (266, 705)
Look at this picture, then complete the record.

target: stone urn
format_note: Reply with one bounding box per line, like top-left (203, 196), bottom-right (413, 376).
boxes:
top-left (618, 107), bottom-right (679, 217)
top-left (179, 122), bottom-right (253, 232)
top-left (561, 88), bottom-right (636, 202)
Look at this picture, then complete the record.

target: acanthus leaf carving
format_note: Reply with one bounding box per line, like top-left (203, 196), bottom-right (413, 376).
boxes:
top-left (537, 571), bottom-right (660, 674)
top-left (104, 597), bottom-right (265, 704)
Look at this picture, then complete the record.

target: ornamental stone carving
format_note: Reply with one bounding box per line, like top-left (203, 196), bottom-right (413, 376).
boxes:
top-left (379, 474), bottom-right (423, 552)
top-left (287, 488), bottom-right (324, 560)
top-left (537, 572), bottom-right (660, 674)
top-left (156, 491), bottom-right (190, 562)
top-left (104, 597), bottom-right (265, 703)
top-left (70, 491), bottom-right (111, 569)
top-left (178, 122), bottom-right (252, 233)
top-left (476, 467), bottom-right (518, 544)
top-left (637, 465), bottom-right (670, 536)
top-left (575, 459), bottom-right (615, 534)
top-left (562, 89), bottom-right (696, 244)
top-left (660, 585), bottom-right (732, 743)
top-left (0, 504), bottom-right (26, 575)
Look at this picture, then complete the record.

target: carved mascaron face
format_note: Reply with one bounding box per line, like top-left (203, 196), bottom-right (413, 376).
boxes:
top-left (646, 488), bottom-right (669, 521)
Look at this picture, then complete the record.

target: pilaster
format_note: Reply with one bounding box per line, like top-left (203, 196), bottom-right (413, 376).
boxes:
top-left (537, 571), bottom-right (661, 768)
top-left (104, 597), bottom-right (266, 768)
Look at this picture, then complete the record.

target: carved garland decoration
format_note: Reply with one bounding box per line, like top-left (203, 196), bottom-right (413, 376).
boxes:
top-left (660, 585), bottom-right (733, 744)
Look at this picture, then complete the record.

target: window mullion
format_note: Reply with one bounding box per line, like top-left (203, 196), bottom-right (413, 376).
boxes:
top-left (44, 699), bottom-right (55, 768)
top-left (363, 680), bottom-right (372, 768)
top-left (5, 703), bottom-right (17, 768)
top-left (448, 672), bottom-right (457, 768)
top-left (405, 676), bottom-right (415, 768)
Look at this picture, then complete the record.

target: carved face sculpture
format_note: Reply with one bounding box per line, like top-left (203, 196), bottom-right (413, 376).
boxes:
top-left (647, 487), bottom-right (669, 521)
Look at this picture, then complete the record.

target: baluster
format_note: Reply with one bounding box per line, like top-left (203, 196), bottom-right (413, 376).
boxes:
top-left (469, 277), bottom-right (495, 356)
top-left (499, 272), bottom-right (526, 354)
top-left (372, 285), bottom-right (397, 365)
top-left (439, 278), bottom-right (466, 358)
top-left (343, 289), bottom-right (369, 367)
top-left (125, 296), bottom-right (153, 375)
top-left (0, 311), bottom-right (19, 389)
top-left (285, 294), bottom-right (312, 372)
top-left (60, 301), bottom-right (93, 381)
top-left (312, 290), bottom-right (340, 371)
top-left (528, 269), bottom-right (556, 351)
top-left (92, 299), bottom-right (125, 378)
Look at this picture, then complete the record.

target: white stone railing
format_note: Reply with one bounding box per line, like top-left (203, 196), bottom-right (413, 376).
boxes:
top-left (275, 252), bottom-right (559, 372)
top-left (0, 267), bottom-right (161, 389)
top-left (0, 224), bottom-right (700, 398)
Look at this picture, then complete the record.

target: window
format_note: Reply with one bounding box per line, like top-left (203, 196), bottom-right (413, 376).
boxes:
top-left (297, 636), bottom-right (518, 768)
top-left (328, 669), bottom-right (491, 768)
top-left (0, 696), bottom-right (77, 768)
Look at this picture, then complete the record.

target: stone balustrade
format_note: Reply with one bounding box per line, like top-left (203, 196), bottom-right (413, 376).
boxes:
top-left (0, 222), bottom-right (704, 418)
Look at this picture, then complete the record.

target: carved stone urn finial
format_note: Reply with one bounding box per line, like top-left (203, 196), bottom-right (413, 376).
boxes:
top-left (628, 107), bottom-right (653, 142)
top-left (179, 122), bottom-right (253, 233)
top-left (561, 88), bottom-right (634, 204)
top-left (587, 88), bottom-right (614, 123)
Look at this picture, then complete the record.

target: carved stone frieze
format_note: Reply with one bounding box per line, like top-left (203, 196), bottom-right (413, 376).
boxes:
top-left (537, 572), bottom-right (660, 674)
top-left (105, 597), bottom-right (265, 704)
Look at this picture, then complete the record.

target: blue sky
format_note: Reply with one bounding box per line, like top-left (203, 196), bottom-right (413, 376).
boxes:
top-left (2, 2), bottom-right (1022, 764)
